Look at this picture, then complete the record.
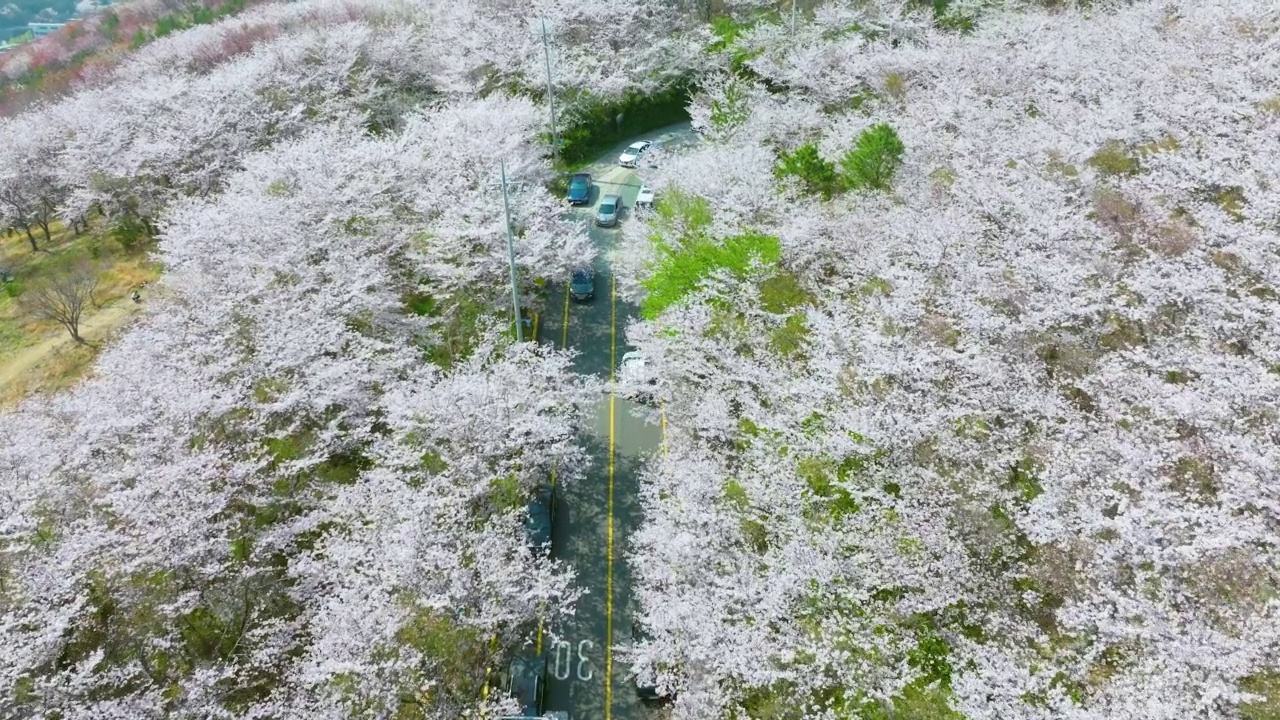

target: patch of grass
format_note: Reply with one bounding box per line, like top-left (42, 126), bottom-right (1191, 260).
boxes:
top-left (769, 313), bottom-right (809, 359)
top-left (1086, 140), bottom-right (1140, 177)
top-left (1240, 670), bottom-right (1280, 720)
top-left (884, 72), bottom-right (907, 101)
top-left (1044, 150), bottom-right (1079, 178)
top-left (1197, 185), bottom-right (1247, 222)
top-left (759, 271), bottom-right (813, 313)
top-left (1135, 134), bottom-right (1180, 157)
top-left (1254, 97), bottom-right (1280, 116)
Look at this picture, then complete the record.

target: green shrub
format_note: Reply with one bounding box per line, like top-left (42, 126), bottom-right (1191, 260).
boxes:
top-left (4, 280), bottom-right (24, 298)
top-left (840, 123), bottom-right (906, 192)
top-left (774, 142), bottom-right (841, 199)
top-left (642, 230), bottom-right (781, 320)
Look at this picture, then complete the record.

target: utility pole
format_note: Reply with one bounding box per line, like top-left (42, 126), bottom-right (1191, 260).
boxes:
top-left (791, 0), bottom-right (798, 33)
top-left (499, 159), bottom-right (523, 342)
top-left (536, 18), bottom-right (561, 163)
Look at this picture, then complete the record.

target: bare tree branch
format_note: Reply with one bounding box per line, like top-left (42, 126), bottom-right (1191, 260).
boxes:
top-left (21, 262), bottom-right (100, 345)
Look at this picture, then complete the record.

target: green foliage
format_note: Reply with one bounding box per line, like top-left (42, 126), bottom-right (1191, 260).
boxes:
top-left (100, 10), bottom-right (120, 40)
top-left (798, 457), bottom-right (860, 520)
top-left (653, 188), bottom-right (714, 233)
top-left (708, 15), bottom-right (750, 53)
top-left (394, 606), bottom-right (490, 708)
top-left (840, 123), bottom-right (906, 192)
top-left (1008, 458), bottom-right (1044, 503)
top-left (710, 79), bottom-right (751, 131)
top-left (774, 143), bottom-right (841, 199)
top-left (487, 474), bottom-right (524, 515)
top-left (906, 624), bottom-right (953, 688)
top-left (1240, 670), bottom-right (1280, 720)
top-left (769, 313), bottom-right (809, 359)
top-left (857, 685), bottom-right (967, 719)
top-left (556, 80), bottom-right (693, 167)
top-left (759, 272), bottom-right (811, 313)
top-left (723, 479), bottom-right (750, 509)
top-left (3, 279), bottom-right (24, 298)
top-left (112, 215), bottom-right (154, 252)
top-left (420, 294), bottom-right (488, 369)
top-left (775, 124), bottom-right (905, 199)
top-left (641, 230), bottom-right (781, 320)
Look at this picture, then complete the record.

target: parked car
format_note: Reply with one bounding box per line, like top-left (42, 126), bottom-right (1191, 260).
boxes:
top-left (631, 621), bottom-right (676, 702)
top-left (618, 351), bottom-right (655, 404)
top-left (570, 267), bottom-right (594, 301)
top-left (505, 655), bottom-right (547, 718)
top-left (635, 185), bottom-right (655, 209)
top-left (618, 140), bottom-right (651, 168)
top-left (595, 195), bottom-right (622, 227)
top-left (524, 483), bottom-right (555, 554)
top-left (566, 172), bottom-right (592, 205)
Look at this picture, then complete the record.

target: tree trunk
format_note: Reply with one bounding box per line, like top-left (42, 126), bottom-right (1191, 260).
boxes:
top-left (38, 219), bottom-right (51, 245)
top-left (24, 225), bottom-right (37, 252)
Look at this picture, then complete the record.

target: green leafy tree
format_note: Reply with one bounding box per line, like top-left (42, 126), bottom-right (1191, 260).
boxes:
top-left (774, 142), bottom-right (841, 199)
top-left (840, 123), bottom-right (906, 192)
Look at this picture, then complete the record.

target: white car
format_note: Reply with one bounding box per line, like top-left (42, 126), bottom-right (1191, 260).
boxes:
top-left (635, 185), bottom-right (655, 209)
top-left (618, 351), bottom-right (655, 404)
top-left (618, 141), bottom-right (651, 168)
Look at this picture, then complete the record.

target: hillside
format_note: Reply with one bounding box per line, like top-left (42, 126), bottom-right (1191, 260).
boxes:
top-left (0, 1), bottom-right (1277, 719)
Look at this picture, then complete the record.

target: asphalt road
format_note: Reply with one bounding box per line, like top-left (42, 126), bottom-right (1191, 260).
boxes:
top-left (535, 123), bottom-right (696, 720)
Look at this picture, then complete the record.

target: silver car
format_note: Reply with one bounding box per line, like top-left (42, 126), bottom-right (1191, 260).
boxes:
top-left (596, 195), bottom-right (622, 227)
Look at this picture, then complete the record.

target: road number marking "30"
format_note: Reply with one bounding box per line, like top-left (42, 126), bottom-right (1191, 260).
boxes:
top-left (552, 639), bottom-right (593, 681)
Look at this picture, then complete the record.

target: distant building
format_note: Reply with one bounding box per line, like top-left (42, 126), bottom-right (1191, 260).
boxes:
top-left (28, 21), bottom-right (65, 37)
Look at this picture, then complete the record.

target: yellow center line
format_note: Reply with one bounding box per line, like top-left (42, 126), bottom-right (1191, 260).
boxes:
top-left (660, 407), bottom-right (668, 458)
top-left (605, 273), bottom-right (617, 720)
top-left (561, 283), bottom-right (571, 349)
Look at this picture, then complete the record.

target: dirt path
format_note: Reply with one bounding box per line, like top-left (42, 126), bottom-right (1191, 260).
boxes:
top-left (0, 300), bottom-right (142, 400)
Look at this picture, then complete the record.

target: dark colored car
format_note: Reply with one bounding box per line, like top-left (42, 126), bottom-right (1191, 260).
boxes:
top-left (631, 621), bottom-right (674, 702)
top-left (570, 267), bottom-right (594, 301)
top-left (566, 172), bottom-right (592, 205)
top-left (506, 655), bottom-right (547, 718)
top-left (524, 484), bottom-right (555, 554)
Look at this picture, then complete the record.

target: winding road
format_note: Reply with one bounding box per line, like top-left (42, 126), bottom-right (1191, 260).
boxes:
top-left (534, 123), bottom-right (697, 720)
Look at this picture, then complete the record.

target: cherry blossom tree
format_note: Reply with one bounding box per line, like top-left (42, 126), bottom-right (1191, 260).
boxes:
top-left (621, 1), bottom-right (1280, 719)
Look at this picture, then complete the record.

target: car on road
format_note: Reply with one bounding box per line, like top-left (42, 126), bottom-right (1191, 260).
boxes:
top-left (566, 172), bottom-right (592, 205)
top-left (524, 483), bottom-right (555, 555)
top-left (618, 140), bottom-right (651, 168)
top-left (635, 185), bottom-right (655, 209)
top-left (618, 351), bottom-right (656, 404)
top-left (505, 655), bottom-right (547, 718)
top-left (631, 621), bottom-right (676, 702)
top-left (570, 267), bottom-right (594, 301)
top-left (595, 195), bottom-right (622, 227)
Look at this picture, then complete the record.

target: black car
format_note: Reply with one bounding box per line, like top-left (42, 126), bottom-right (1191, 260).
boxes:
top-left (506, 655), bottom-right (547, 718)
top-left (631, 621), bottom-right (675, 702)
top-left (570, 268), bottom-right (594, 301)
top-left (524, 484), bottom-right (555, 554)
top-left (566, 172), bottom-right (592, 205)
